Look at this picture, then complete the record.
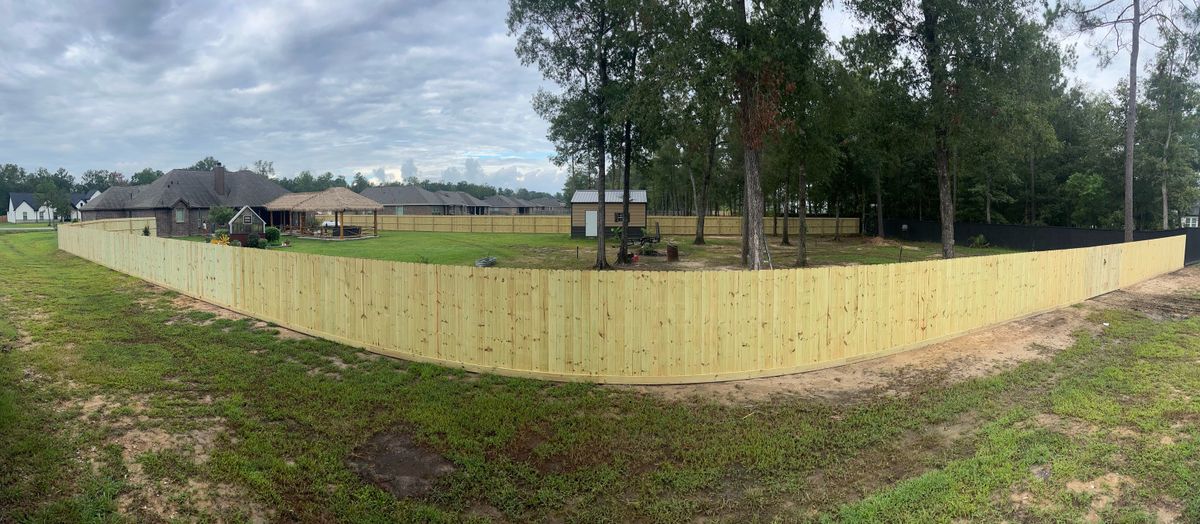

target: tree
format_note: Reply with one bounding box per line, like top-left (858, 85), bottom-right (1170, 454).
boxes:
top-left (207, 206), bottom-right (235, 232)
top-left (509, 0), bottom-right (635, 269)
top-left (131, 168), bottom-right (164, 185)
top-left (188, 156), bottom-right (221, 171)
top-left (351, 172), bottom-right (372, 192)
top-left (1063, 0), bottom-right (1196, 240)
top-left (252, 160), bottom-right (276, 180)
top-left (1140, 27), bottom-right (1200, 229)
top-left (33, 181), bottom-right (68, 222)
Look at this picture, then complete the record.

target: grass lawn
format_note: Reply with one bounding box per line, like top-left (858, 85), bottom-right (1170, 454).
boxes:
top-left (2, 230), bottom-right (1198, 522)
top-left (183, 231), bottom-right (1013, 270)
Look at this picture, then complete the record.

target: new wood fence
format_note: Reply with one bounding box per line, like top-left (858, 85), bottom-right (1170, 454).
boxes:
top-left (315, 214), bottom-right (859, 236)
top-left (58, 218), bottom-right (1184, 384)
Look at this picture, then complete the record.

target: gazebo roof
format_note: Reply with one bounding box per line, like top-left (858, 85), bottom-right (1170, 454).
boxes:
top-left (265, 187), bottom-right (384, 212)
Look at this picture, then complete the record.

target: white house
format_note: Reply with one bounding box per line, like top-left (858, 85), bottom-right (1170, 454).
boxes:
top-left (5, 190), bottom-right (100, 223)
top-left (67, 189), bottom-right (102, 221)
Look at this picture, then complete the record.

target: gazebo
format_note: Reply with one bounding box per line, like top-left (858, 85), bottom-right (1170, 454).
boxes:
top-left (264, 187), bottom-right (384, 239)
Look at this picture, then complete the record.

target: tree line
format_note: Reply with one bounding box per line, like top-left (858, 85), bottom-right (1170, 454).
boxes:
top-left (1, 157), bottom-right (558, 220)
top-left (510, 0), bottom-right (1200, 269)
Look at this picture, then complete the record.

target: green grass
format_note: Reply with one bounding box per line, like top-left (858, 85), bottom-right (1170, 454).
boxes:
top-left (2, 231), bottom-right (1196, 522)
top-left (182, 231), bottom-right (1014, 270)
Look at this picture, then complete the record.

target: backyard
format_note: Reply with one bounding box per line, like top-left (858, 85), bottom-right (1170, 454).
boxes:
top-left (3, 230), bottom-right (1199, 522)
top-left (185, 230), bottom-right (1013, 269)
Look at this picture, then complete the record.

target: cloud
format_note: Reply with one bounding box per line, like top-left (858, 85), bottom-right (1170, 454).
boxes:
top-left (1, 0), bottom-right (1130, 196)
top-left (0, 0), bottom-right (562, 192)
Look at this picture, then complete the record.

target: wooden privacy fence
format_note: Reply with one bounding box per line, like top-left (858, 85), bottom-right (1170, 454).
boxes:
top-left (59, 218), bottom-right (1184, 384)
top-left (316, 214), bottom-right (859, 236)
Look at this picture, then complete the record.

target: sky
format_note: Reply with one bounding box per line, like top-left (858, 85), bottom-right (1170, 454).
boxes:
top-left (0, 1), bottom-right (1135, 195)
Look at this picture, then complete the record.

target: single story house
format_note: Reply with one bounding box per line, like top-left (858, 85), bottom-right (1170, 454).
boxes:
top-left (68, 190), bottom-right (102, 221)
top-left (8, 189), bottom-right (102, 222)
top-left (484, 195), bottom-right (533, 215)
top-left (528, 196), bottom-right (567, 215)
top-left (6, 193), bottom-right (54, 223)
top-left (81, 164), bottom-right (290, 237)
top-left (569, 189), bottom-right (648, 238)
top-left (361, 186), bottom-right (490, 215)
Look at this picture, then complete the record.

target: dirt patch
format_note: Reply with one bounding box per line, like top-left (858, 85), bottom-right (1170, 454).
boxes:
top-left (347, 426), bottom-right (456, 499)
top-left (625, 266), bottom-right (1200, 404)
top-left (1030, 413), bottom-right (1098, 438)
top-left (1066, 473), bottom-right (1135, 523)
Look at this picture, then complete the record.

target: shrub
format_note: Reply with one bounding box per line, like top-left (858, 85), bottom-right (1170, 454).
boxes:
top-left (142, 225), bottom-right (150, 236)
top-left (969, 234), bottom-right (989, 248)
top-left (246, 233), bottom-right (259, 247)
top-left (230, 240), bottom-right (242, 247)
top-left (264, 227), bottom-right (280, 243)
top-left (210, 234), bottom-right (230, 246)
top-left (208, 206), bottom-right (235, 227)
top-left (258, 238), bottom-right (269, 249)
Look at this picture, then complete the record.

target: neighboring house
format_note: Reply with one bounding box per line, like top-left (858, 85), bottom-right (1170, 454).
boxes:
top-left (484, 195), bottom-right (532, 215)
top-left (67, 189), bottom-right (102, 221)
top-left (435, 191), bottom-right (490, 215)
top-left (7, 189), bottom-right (104, 222)
top-left (6, 193), bottom-right (56, 223)
top-left (361, 186), bottom-right (490, 215)
top-left (81, 164), bottom-right (290, 237)
top-left (569, 189), bottom-right (648, 238)
top-left (527, 196), bottom-right (567, 215)
top-left (1183, 205), bottom-right (1199, 229)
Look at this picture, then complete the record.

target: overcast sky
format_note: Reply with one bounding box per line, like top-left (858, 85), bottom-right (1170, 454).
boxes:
top-left (0, 0), bottom-right (1134, 194)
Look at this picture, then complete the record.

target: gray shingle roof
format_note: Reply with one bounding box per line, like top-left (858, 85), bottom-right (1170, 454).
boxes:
top-left (436, 191), bottom-right (488, 208)
top-left (483, 195), bottom-right (531, 208)
top-left (528, 197), bottom-right (565, 208)
top-left (570, 189), bottom-right (647, 204)
top-left (85, 169), bottom-right (289, 211)
top-left (361, 186), bottom-right (446, 206)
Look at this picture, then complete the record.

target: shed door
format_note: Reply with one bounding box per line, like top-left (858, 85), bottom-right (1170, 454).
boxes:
top-left (585, 210), bottom-right (598, 237)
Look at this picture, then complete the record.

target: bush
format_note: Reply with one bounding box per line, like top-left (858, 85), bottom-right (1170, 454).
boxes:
top-left (246, 233), bottom-right (259, 247)
top-left (230, 240), bottom-right (242, 247)
top-left (258, 238), bottom-right (269, 249)
top-left (969, 234), bottom-right (989, 248)
top-left (142, 225), bottom-right (150, 236)
top-left (264, 227), bottom-right (280, 243)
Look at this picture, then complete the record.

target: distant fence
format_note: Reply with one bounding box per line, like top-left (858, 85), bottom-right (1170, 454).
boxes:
top-left (882, 219), bottom-right (1200, 265)
top-left (316, 214), bottom-right (859, 237)
top-left (59, 218), bottom-right (1184, 384)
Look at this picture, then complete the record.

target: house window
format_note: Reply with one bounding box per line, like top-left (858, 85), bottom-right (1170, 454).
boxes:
top-left (1184, 217), bottom-right (1199, 229)
top-left (22, 212), bottom-right (28, 221)
top-left (243, 214), bottom-right (252, 224)
top-left (175, 208), bottom-right (186, 223)
top-left (614, 212), bottom-right (625, 222)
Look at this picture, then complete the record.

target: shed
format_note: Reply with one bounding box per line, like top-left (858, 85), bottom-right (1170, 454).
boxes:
top-left (265, 187), bottom-right (384, 239)
top-left (569, 190), bottom-right (648, 238)
top-left (227, 206), bottom-right (267, 244)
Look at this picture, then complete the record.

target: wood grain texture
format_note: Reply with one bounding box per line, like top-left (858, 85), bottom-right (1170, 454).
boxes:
top-left (59, 218), bottom-right (1185, 384)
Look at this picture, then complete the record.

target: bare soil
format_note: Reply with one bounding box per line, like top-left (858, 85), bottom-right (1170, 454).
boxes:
top-left (346, 426), bottom-right (456, 499)
top-left (627, 266), bottom-right (1200, 404)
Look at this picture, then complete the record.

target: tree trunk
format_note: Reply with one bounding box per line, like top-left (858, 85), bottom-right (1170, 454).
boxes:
top-left (1026, 154), bottom-right (1035, 224)
top-left (922, 0), bottom-right (954, 258)
top-left (782, 175), bottom-right (791, 246)
top-left (1161, 111), bottom-right (1175, 230)
top-left (618, 118), bottom-right (632, 263)
top-left (594, 40), bottom-right (610, 269)
top-left (985, 170), bottom-right (992, 224)
top-left (874, 169), bottom-right (883, 238)
top-left (833, 193), bottom-right (841, 242)
top-left (1162, 181), bottom-right (1170, 229)
top-left (796, 162), bottom-right (808, 267)
top-left (693, 135), bottom-right (716, 244)
top-left (1123, 0), bottom-right (1140, 242)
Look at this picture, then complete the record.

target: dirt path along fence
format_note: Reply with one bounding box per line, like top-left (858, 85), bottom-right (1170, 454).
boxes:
top-left (59, 218), bottom-right (1184, 384)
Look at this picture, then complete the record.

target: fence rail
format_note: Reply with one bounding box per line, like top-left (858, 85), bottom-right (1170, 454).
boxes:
top-left (58, 218), bottom-right (1185, 384)
top-left (314, 214), bottom-right (859, 236)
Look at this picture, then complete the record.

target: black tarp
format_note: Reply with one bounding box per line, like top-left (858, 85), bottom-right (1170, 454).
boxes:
top-left (880, 219), bottom-right (1200, 265)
